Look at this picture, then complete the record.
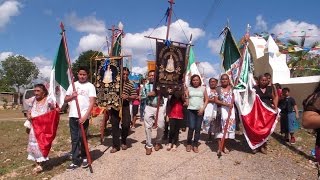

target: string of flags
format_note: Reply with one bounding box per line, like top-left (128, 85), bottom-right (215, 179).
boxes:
top-left (254, 30), bottom-right (320, 55)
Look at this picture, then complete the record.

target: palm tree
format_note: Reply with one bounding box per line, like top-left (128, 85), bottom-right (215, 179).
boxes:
top-left (286, 37), bottom-right (319, 77)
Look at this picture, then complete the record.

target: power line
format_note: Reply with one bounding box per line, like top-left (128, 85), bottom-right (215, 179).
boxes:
top-left (202, 0), bottom-right (222, 30)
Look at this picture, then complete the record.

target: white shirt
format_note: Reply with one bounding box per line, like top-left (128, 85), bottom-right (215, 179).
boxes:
top-left (66, 81), bottom-right (96, 118)
top-left (204, 87), bottom-right (217, 118)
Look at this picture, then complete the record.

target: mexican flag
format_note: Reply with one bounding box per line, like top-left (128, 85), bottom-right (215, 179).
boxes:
top-left (31, 34), bottom-right (71, 158)
top-left (220, 27), bottom-right (241, 84)
top-left (31, 109), bottom-right (60, 157)
top-left (185, 46), bottom-right (202, 86)
top-left (234, 47), bottom-right (279, 149)
top-left (48, 37), bottom-right (71, 108)
top-left (112, 30), bottom-right (122, 56)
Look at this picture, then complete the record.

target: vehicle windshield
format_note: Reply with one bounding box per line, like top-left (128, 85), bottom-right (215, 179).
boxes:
top-left (24, 90), bottom-right (34, 99)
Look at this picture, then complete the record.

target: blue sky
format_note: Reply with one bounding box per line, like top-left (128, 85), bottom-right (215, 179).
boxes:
top-left (0, 0), bottom-right (319, 79)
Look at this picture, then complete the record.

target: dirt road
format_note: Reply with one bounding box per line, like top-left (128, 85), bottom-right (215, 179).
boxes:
top-left (53, 121), bottom-right (316, 180)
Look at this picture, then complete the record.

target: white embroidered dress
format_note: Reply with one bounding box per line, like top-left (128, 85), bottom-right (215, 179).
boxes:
top-left (26, 97), bottom-right (53, 162)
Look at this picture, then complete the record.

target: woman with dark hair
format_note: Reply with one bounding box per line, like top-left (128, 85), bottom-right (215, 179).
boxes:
top-left (253, 75), bottom-right (278, 154)
top-left (24, 84), bottom-right (56, 174)
top-left (214, 74), bottom-right (235, 155)
top-left (203, 78), bottom-right (218, 140)
top-left (185, 74), bottom-right (208, 153)
top-left (166, 90), bottom-right (185, 151)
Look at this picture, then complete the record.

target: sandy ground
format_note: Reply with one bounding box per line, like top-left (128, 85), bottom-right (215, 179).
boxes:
top-left (52, 119), bottom-right (317, 180)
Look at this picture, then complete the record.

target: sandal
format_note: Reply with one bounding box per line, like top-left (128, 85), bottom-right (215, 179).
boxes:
top-left (217, 150), bottom-right (222, 158)
top-left (167, 143), bottom-right (172, 151)
top-left (110, 147), bottom-right (120, 153)
top-left (32, 165), bottom-right (43, 174)
top-left (186, 145), bottom-right (192, 152)
top-left (193, 146), bottom-right (199, 153)
top-left (171, 145), bottom-right (177, 152)
top-left (222, 148), bottom-right (230, 154)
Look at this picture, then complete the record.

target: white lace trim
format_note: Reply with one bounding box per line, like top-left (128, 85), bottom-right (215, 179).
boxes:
top-left (27, 154), bottom-right (49, 162)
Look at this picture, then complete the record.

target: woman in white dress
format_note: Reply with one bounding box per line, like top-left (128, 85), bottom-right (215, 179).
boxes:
top-left (214, 74), bottom-right (235, 155)
top-left (203, 78), bottom-right (218, 140)
top-left (25, 84), bottom-right (55, 173)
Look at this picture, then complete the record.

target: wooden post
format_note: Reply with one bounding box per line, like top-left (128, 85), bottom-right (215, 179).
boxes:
top-left (165, 0), bottom-right (175, 41)
top-left (218, 25), bottom-right (250, 159)
top-left (60, 22), bottom-right (93, 173)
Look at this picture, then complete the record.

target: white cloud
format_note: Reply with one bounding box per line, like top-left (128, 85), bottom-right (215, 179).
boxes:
top-left (131, 66), bottom-right (148, 75)
top-left (207, 37), bottom-right (223, 55)
top-left (76, 33), bottom-right (106, 53)
top-left (271, 19), bottom-right (320, 46)
top-left (255, 15), bottom-right (268, 31)
top-left (65, 12), bottom-right (107, 34)
top-left (0, 0), bottom-right (22, 29)
top-left (75, 19), bottom-right (205, 71)
top-left (0, 51), bottom-right (13, 61)
top-left (198, 61), bottom-right (220, 79)
top-left (122, 19), bottom-right (205, 67)
top-left (29, 56), bottom-right (53, 79)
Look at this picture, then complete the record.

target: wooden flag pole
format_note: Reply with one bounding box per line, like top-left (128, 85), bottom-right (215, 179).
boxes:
top-left (109, 25), bottom-right (124, 121)
top-left (217, 94), bottom-right (235, 158)
top-left (60, 22), bottom-right (93, 173)
top-left (153, 0), bottom-right (175, 129)
top-left (218, 25), bottom-right (250, 159)
top-left (165, 0), bottom-right (175, 40)
top-left (234, 24), bottom-right (250, 86)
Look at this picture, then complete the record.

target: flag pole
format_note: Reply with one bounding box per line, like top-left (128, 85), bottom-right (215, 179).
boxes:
top-left (218, 24), bottom-right (250, 159)
top-left (153, 0), bottom-right (175, 129)
top-left (165, 0), bottom-right (174, 41)
top-left (60, 22), bottom-right (93, 173)
top-left (234, 24), bottom-right (250, 86)
top-left (108, 25), bottom-right (124, 120)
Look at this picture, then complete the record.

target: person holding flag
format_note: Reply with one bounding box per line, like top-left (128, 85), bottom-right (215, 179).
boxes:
top-left (253, 75), bottom-right (279, 154)
top-left (142, 70), bottom-right (165, 155)
top-left (110, 67), bottom-right (137, 153)
top-left (25, 84), bottom-right (59, 174)
top-left (219, 24), bottom-right (280, 155)
top-left (214, 74), bottom-right (236, 154)
top-left (64, 66), bottom-right (96, 170)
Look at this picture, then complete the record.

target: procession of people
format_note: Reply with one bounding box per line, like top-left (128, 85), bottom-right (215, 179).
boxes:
top-left (19, 2), bottom-right (318, 178)
top-left (21, 29), bottom-right (313, 175)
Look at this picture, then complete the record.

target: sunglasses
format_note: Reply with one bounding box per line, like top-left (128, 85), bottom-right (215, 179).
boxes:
top-left (221, 78), bottom-right (229, 80)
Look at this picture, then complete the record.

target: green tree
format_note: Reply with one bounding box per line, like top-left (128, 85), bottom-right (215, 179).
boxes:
top-left (0, 69), bottom-right (15, 92)
top-left (72, 50), bottom-right (103, 82)
top-left (0, 78), bottom-right (15, 92)
top-left (1, 55), bottom-right (39, 104)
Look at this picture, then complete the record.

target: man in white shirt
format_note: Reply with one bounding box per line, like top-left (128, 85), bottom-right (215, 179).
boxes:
top-left (64, 66), bottom-right (96, 170)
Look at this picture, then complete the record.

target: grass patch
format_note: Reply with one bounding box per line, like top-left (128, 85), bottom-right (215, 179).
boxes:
top-left (0, 117), bottom-right (101, 180)
top-left (0, 109), bottom-right (24, 119)
top-left (269, 121), bottom-right (316, 168)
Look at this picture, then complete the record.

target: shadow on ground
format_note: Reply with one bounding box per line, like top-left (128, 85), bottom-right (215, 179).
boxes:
top-left (44, 154), bottom-right (69, 171)
top-left (271, 132), bottom-right (315, 161)
top-left (203, 132), bottom-right (252, 154)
